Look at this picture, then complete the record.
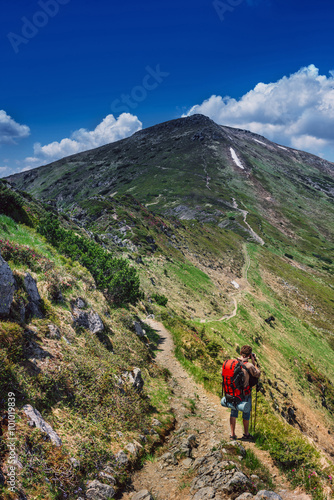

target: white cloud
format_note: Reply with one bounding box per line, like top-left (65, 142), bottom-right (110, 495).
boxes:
top-left (0, 166), bottom-right (8, 173)
top-left (25, 113), bottom-right (142, 168)
top-left (184, 65), bottom-right (334, 160)
top-left (0, 110), bottom-right (30, 144)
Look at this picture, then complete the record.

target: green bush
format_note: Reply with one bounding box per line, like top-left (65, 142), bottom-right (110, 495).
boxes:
top-left (38, 214), bottom-right (141, 305)
top-left (0, 182), bottom-right (32, 226)
top-left (152, 293), bottom-right (168, 306)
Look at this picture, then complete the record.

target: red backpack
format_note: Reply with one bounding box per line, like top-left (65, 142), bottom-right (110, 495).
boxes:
top-left (222, 359), bottom-right (250, 404)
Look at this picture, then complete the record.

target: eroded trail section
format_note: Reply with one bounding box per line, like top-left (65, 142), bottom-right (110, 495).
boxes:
top-left (120, 320), bottom-right (309, 500)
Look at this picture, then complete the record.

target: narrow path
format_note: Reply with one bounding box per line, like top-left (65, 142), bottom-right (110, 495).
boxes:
top-left (119, 319), bottom-right (305, 500)
top-left (231, 198), bottom-right (265, 246)
top-left (199, 242), bottom-right (250, 324)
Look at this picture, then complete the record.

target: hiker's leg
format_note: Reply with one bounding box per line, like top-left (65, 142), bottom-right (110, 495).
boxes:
top-left (242, 395), bottom-right (252, 436)
top-left (230, 407), bottom-right (238, 437)
top-left (230, 416), bottom-right (237, 437)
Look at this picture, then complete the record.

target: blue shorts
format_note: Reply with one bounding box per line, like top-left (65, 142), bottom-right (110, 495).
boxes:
top-left (231, 394), bottom-right (252, 421)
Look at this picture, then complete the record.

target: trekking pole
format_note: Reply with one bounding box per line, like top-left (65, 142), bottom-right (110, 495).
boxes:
top-left (253, 384), bottom-right (259, 433)
top-left (250, 407), bottom-right (253, 433)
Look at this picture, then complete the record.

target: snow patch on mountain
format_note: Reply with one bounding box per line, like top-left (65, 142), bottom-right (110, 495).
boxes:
top-left (230, 148), bottom-right (244, 170)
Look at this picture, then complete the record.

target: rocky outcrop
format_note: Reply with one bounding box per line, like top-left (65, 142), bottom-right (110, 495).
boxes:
top-left (134, 321), bottom-right (145, 338)
top-left (22, 404), bottom-right (62, 446)
top-left (0, 252), bottom-right (15, 316)
top-left (116, 368), bottom-right (144, 392)
top-left (115, 450), bottom-right (129, 467)
top-left (72, 305), bottom-right (104, 334)
top-left (86, 480), bottom-right (115, 499)
top-left (125, 440), bottom-right (143, 457)
top-left (46, 324), bottom-right (61, 339)
top-left (24, 273), bottom-right (44, 318)
top-left (132, 491), bottom-right (154, 500)
top-left (254, 492), bottom-right (283, 500)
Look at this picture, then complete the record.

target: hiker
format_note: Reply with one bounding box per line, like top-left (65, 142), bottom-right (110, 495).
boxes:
top-left (222, 345), bottom-right (260, 441)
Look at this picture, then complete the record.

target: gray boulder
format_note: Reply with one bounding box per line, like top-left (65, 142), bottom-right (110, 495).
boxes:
top-left (22, 404), bottom-right (62, 446)
top-left (221, 471), bottom-right (251, 493)
top-left (125, 440), bottom-right (142, 456)
top-left (134, 321), bottom-right (145, 337)
top-left (192, 487), bottom-right (216, 500)
top-left (86, 480), bottom-right (115, 499)
top-left (254, 492), bottom-right (283, 500)
top-left (159, 452), bottom-right (178, 466)
top-left (72, 306), bottom-right (104, 334)
top-left (72, 297), bottom-right (86, 309)
top-left (115, 450), bottom-right (129, 467)
top-left (0, 253), bottom-right (15, 316)
top-left (98, 471), bottom-right (116, 485)
top-left (132, 491), bottom-right (153, 500)
top-left (47, 324), bottom-right (61, 339)
top-left (124, 368), bottom-right (144, 392)
top-left (24, 273), bottom-right (44, 318)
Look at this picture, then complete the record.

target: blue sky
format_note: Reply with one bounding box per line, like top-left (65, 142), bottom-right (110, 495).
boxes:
top-left (1, 0), bottom-right (334, 174)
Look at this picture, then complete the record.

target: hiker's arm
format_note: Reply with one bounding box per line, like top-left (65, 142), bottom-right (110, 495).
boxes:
top-left (249, 362), bottom-right (261, 378)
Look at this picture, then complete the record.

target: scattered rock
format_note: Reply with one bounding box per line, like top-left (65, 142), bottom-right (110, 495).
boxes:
top-left (236, 494), bottom-right (254, 500)
top-left (99, 471), bottom-right (116, 485)
top-left (115, 450), bottom-right (129, 467)
top-left (24, 273), bottom-right (44, 318)
top-left (192, 486), bottom-right (216, 499)
top-left (234, 442), bottom-right (246, 457)
top-left (254, 492), bottom-right (283, 500)
top-left (265, 316), bottom-right (275, 325)
top-left (159, 452), bottom-right (178, 466)
top-left (116, 431), bottom-right (123, 438)
top-left (221, 471), bottom-right (251, 494)
top-left (22, 404), bottom-right (62, 446)
top-left (152, 418), bottom-right (162, 427)
top-left (125, 440), bottom-right (142, 456)
top-left (122, 368), bottom-right (144, 392)
top-left (47, 324), bottom-right (61, 339)
top-left (72, 306), bottom-right (104, 334)
top-left (132, 490), bottom-right (153, 500)
top-left (70, 457), bottom-right (80, 468)
top-left (139, 434), bottom-right (147, 443)
top-left (182, 458), bottom-right (193, 468)
top-left (134, 321), bottom-right (145, 337)
top-left (0, 252), bottom-right (15, 317)
top-left (86, 480), bottom-right (115, 499)
top-left (72, 297), bottom-right (86, 309)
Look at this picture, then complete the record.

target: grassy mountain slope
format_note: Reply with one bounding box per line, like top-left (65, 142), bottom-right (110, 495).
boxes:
top-left (2, 115), bottom-right (334, 497)
top-left (0, 188), bottom-right (175, 499)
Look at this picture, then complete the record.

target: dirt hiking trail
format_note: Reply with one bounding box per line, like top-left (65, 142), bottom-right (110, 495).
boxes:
top-left (119, 319), bottom-right (310, 500)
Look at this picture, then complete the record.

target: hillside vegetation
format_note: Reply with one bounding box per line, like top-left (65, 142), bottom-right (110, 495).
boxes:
top-left (1, 115), bottom-right (334, 498)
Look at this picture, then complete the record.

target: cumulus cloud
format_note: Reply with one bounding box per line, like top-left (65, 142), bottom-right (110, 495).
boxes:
top-left (24, 113), bottom-right (142, 170)
top-left (0, 110), bottom-right (30, 144)
top-left (184, 65), bottom-right (334, 160)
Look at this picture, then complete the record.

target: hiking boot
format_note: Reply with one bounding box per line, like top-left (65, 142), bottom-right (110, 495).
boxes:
top-left (240, 433), bottom-right (254, 442)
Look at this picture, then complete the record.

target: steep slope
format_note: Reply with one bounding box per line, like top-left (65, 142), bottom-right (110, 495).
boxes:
top-left (5, 114), bottom-right (334, 243)
top-left (2, 116), bottom-right (334, 498)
